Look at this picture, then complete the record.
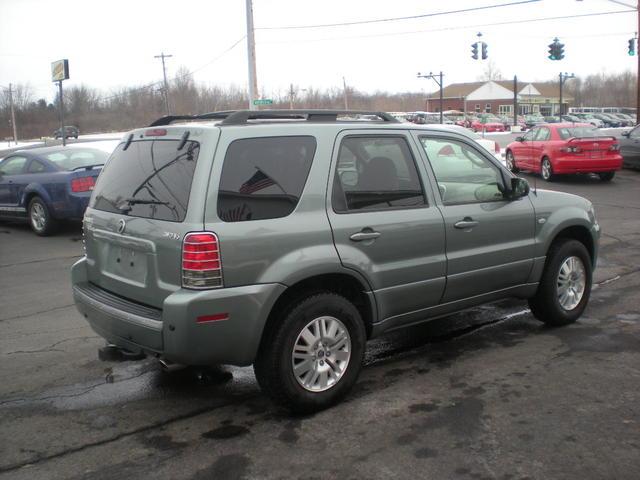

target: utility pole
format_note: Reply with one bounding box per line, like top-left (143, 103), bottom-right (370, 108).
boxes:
top-left (154, 52), bottom-right (173, 116)
top-left (246, 0), bottom-right (258, 110)
top-left (417, 71), bottom-right (444, 124)
top-left (8, 84), bottom-right (17, 144)
top-left (637, 0), bottom-right (639, 119)
top-left (289, 84), bottom-right (295, 109)
top-left (342, 77), bottom-right (349, 110)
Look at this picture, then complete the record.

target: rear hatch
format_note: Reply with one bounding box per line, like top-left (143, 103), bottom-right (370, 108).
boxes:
top-left (83, 127), bottom-right (218, 308)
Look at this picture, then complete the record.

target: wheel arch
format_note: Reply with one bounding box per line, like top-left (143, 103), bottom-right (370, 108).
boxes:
top-left (549, 224), bottom-right (595, 265)
top-left (261, 272), bottom-right (377, 348)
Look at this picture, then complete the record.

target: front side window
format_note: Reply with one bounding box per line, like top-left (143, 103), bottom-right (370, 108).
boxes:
top-left (0, 156), bottom-right (27, 175)
top-left (522, 129), bottom-right (536, 141)
top-left (332, 136), bottom-right (426, 213)
top-left (420, 137), bottom-right (505, 206)
top-left (217, 136), bottom-right (316, 222)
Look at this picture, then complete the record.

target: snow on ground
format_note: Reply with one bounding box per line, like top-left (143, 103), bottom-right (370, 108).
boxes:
top-left (78, 132), bottom-right (127, 140)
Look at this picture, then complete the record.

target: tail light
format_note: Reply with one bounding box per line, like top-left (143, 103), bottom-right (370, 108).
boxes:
top-left (561, 146), bottom-right (582, 153)
top-left (609, 144), bottom-right (620, 151)
top-left (71, 176), bottom-right (96, 192)
top-left (494, 141), bottom-right (500, 153)
top-left (182, 232), bottom-right (223, 289)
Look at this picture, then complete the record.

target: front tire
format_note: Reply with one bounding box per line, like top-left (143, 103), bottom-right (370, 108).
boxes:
top-left (254, 292), bottom-right (366, 413)
top-left (541, 157), bottom-right (554, 181)
top-left (598, 171), bottom-right (615, 182)
top-left (28, 197), bottom-right (58, 236)
top-left (529, 239), bottom-right (592, 326)
top-left (506, 150), bottom-right (519, 172)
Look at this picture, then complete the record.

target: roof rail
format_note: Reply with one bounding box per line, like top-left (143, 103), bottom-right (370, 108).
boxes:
top-left (148, 111), bottom-right (237, 127)
top-left (148, 109), bottom-right (399, 127)
top-left (220, 110), bottom-right (400, 125)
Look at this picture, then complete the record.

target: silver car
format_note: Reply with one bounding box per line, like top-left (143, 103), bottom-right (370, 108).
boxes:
top-left (72, 110), bottom-right (600, 412)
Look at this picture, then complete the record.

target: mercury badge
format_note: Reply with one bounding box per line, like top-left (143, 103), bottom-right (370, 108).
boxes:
top-left (117, 219), bottom-right (126, 234)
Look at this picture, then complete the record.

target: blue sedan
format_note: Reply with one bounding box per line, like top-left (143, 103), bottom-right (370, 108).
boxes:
top-left (0, 146), bottom-right (109, 235)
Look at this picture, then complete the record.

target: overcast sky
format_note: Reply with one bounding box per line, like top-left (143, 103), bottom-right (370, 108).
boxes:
top-left (0, 0), bottom-right (636, 102)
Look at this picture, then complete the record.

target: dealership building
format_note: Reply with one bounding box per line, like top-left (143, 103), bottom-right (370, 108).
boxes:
top-left (425, 80), bottom-right (572, 116)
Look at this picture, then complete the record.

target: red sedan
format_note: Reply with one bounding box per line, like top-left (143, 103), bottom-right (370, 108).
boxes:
top-left (469, 114), bottom-right (506, 133)
top-left (505, 123), bottom-right (623, 181)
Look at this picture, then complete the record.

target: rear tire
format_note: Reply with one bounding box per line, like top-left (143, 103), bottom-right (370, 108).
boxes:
top-left (254, 292), bottom-right (366, 413)
top-left (529, 239), bottom-right (592, 327)
top-left (541, 157), bottom-right (554, 181)
top-left (28, 197), bottom-right (58, 236)
top-left (506, 150), bottom-right (519, 172)
top-left (598, 171), bottom-right (615, 182)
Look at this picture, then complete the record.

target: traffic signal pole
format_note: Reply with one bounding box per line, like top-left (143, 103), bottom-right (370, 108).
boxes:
top-left (417, 71), bottom-right (444, 124)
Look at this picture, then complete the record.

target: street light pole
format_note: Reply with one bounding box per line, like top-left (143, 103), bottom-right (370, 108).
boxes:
top-left (8, 84), bottom-right (18, 144)
top-left (417, 71), bottom-right (444, 124)
top-left (58, 80), bottom-right (65, 147)
top-left (559, 72), bottom-right (575, 116)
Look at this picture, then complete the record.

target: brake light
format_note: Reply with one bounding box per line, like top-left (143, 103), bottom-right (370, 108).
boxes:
top-left (145, 128), bottom-right (167, 137)
top-left (561, 146), bottom-right (582, 153)
top-left (182, 232), bottom-right (222, 289)
top-left (609, 144), bottom-right (620, 151)
top-left (71, 176), bottom-right (96, 192)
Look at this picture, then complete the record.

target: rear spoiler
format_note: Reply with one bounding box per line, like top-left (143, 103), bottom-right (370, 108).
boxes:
top-left (72, 163), bottom-right (104, 171)
top-left (567, 136), bottom-right (616, 142)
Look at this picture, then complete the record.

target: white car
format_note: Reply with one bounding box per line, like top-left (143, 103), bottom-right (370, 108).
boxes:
top-left (433, 124), bottom-right (504, 165)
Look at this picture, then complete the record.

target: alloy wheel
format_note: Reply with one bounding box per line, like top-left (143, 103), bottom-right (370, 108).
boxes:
top-left (557, 256), bottom-right (586, 311)
top-left (30, 202), bottom-right (46, 232)
top-left (292, 316), bottom-right (351, 392)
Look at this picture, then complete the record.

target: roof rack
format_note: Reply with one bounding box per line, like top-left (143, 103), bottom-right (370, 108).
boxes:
top-left (148, 109), bottom-right (399, 127)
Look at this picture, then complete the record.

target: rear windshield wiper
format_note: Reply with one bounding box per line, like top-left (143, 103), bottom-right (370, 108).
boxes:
top-left (117, 198), bottom-right (170, 213)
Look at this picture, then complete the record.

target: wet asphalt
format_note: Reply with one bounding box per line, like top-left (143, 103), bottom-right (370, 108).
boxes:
top-left (0, 170), bottom-right (639, 479)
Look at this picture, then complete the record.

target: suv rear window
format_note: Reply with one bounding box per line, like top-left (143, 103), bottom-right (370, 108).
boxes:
top-left (90, 140), bottom-right (199, 222)
top-left (217, 136), bottom-right (316, 222)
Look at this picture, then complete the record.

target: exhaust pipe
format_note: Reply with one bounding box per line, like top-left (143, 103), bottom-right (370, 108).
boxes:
top-left (158, 358), bottom-right (186, 372)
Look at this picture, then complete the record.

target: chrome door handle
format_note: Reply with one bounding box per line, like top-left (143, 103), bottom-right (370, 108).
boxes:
top-left (454, 219), bottom-right (479, 229)
top-left (350, 231), bottom-right (381, 242)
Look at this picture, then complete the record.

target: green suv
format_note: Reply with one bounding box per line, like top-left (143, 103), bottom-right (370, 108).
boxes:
top-left (71, 110), bottom-right (600, 412)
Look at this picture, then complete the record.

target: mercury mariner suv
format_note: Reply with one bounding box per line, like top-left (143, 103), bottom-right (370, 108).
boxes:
top-left (71, 110), bottom-right (600, 412)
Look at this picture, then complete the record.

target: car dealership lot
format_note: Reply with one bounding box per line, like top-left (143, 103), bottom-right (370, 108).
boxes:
top-left (0, 171), bottom-right (639, 479)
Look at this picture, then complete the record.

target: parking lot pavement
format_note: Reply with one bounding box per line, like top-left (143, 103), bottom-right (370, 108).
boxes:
top-left (0, 171), bottom-right (639, 480)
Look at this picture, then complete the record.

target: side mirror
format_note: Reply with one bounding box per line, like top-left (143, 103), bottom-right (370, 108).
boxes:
top-left (515, 136), bottom-right (524, 142)
top-left (621, 131), bottom-right (630, 137)
top-left (509, 177), bottom-right (529, 199)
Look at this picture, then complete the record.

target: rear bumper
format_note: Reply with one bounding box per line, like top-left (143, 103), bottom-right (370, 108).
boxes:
top-left (71, 257), bottom-right (286, 366)
top-left (51, 193), bottom-right (91, 220)
top-left (552, 155), bottom-right (623, 174)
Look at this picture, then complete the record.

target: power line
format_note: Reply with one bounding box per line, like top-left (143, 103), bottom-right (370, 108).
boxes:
top-left (256, 0), bottom-right (541, 30)
top-left (259, 9), bottom-right (635, 45)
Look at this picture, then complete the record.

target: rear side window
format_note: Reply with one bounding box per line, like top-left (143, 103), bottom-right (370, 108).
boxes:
top-left (91, 140), bottom-right (199, 222)
top-left (332, 136), bottom-right (426, 212)
top-left (217, 136), bottom-right (316, 222)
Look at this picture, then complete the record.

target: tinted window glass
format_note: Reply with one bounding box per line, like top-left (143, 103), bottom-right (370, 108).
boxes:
top-left (0, 156), bottom-right (27, 175)
top-left (333, 136), bottom-right (425, 212)
top-left (91, 140), bottom-right (199, 222)
top-left (217, 136), bottom-right (316, 222)
top-left (27, 160), bottom-right (47, 173)
top-left (45, 148), bottom-right (108, 171)
top-left (522, 129), bottom-right (536, 141)
top-left (421, 137), bottom-right (504, 205)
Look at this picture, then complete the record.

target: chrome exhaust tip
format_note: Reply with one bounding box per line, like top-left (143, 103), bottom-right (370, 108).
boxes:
top-left (158, 358), bottom-right (186, 372)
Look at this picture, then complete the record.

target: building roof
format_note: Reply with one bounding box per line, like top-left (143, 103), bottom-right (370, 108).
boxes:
top-left (427, 80), bottom-right (570, 101)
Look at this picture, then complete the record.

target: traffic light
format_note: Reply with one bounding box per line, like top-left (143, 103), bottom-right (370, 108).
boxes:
top-left (481, 42), bottom-right (488, 60)
top-left (471, 42), bottom-right (478, 60)
top-left (629, 38), bottom-right (636, 56)
top-left (548, 38), bottom-right (564, 61)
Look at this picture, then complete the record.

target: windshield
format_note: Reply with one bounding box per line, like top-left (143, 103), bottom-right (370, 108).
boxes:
top-left (45, 148), bottom-right (108, 170)
top-left (557, 126), bottom-right (604, 139)
top-left (90, 139), bottom-right (200, 222)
